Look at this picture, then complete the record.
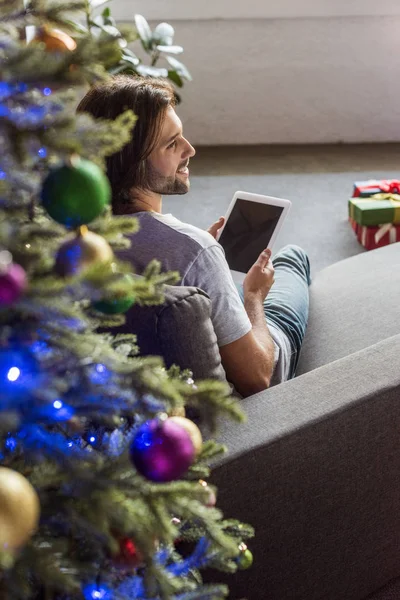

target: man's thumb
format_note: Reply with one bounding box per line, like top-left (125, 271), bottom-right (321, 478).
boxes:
top-left (256, 248), bottom-right (271, 267)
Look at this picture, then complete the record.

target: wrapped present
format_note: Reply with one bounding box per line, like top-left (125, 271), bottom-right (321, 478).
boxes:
top-left (353, 179), bottom-right (400, 198)
top-left (348, 194), bottom-right (400, 226)
top-left (349, 216), bottom-right (359, 234)
top-left (357, 222), bottom-right (400, 250)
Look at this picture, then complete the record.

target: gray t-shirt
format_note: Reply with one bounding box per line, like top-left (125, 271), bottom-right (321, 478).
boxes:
top-left (121, 212), bottom-right (291, 384)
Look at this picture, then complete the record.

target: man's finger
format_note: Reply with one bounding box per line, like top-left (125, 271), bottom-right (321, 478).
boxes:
top-left (207, 217), bottom-right (225, 237)
top-left (255, 248), bottom-right (271, 268)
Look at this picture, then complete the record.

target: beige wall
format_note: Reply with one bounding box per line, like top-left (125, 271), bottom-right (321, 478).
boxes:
top-left (111, 1), bottom-right (400, 144)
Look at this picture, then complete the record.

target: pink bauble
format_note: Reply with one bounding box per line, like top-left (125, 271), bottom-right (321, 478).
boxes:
top-left (130, 418), bottom-right (195, 482)
top-left (0, 264), bottom-right (27, 305)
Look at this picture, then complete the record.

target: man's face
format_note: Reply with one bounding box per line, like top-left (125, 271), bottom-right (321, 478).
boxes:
top-left (145, 106), bottom-right (196, 196)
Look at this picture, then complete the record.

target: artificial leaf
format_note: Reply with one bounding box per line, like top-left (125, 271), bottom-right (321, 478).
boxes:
top-left (109, 64), bottom-right (133, 75)
top-left (92, 17), bottom-right (121, 39)
top-left (166, 56), bottom-right (192, 81)
top-left (168, 70), bottom-right (183, 88)
top-left (116, 23), bottom-right (140, 43)
top-left (134, 14), bottom-right (152, 50)
top-left (135, 64), bottom-right (168, 78)
top-left (64, 19), bottom-right (88, 34)
top-left (122, 47), bottom-right (139, 59)
top-left (89, 0), bottom-right (110, 7)
top-left (157, 45), bottom-right (183, 55)
top-left (121, 54), bottom-right (140, 67)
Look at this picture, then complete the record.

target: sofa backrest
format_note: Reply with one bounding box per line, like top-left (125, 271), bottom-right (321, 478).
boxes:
top-left (297, 242), bottom-right (400, 375)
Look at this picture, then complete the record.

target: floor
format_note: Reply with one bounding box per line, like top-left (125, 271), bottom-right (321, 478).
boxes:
top-left (163, 143), bottom-right (400, 275)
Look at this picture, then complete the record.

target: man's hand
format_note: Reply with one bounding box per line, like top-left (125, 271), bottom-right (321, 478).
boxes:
top-left (243, 248), bottom-right (275, 302)
top-left (207, 216), bottom-right (225, 239)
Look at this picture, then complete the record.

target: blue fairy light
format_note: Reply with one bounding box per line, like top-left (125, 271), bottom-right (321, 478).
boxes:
top-left (24, 105), bottom-right (48, 123)
top-left (43, 87), bottom-right (52, 96)
top-left (38, 147), bottom-right (47, 158)
top-left (89, 363), bottom-right (111, 385)
top-left (34, 400), bottom-right (74, 423)
top-left (0, 82), bottom-right (13, 100)
top-left (0, 171), bottom-right (6, 179)
top-left (10, 104), bottom-right (48, 126)
top-left (30, 340), bottom-right (53, 360)
top-left (4, 436), bottom-right (17, 452)
top-left (0, 82), bottom-right (28, 101)
top-left (0, 348), bottom-right (38, 397)
top-left (7, 367), bottom-right (20, 382)
top-left (84, 427), bottom-right (105, 449)
top-left (14, 83), bottom-right (28, 94)
top-left (82, 582), bottom-right (112, 600)
top-left (0, 105), bottom-right (9, 118)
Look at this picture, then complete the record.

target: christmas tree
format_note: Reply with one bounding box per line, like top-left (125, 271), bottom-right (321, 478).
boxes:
top-left (0, 1), bottom-right (254, 599)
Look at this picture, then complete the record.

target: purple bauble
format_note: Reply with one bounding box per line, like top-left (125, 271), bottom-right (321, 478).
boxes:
top-left (0, 263), bottom-right (27, 305)
top-left (130, 418), bottom-right (195, 482)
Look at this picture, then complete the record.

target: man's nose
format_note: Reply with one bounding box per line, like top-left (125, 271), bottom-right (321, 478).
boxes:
top-left (183, 138), bottom-right (196, 158)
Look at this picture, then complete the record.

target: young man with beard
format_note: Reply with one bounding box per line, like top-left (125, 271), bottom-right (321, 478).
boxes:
top-left (77, 76), bottom-right (311, 398)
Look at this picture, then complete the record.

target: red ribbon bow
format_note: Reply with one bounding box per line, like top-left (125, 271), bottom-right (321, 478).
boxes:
top-left (377, 180), bottom-right (400, 194)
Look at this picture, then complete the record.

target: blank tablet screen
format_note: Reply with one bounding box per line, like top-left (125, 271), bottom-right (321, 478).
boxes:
top-left (218, 199), bottom-right (283, 273)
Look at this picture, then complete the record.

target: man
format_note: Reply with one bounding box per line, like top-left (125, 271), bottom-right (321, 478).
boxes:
top-left (77, 76), bottom-right (310, 398)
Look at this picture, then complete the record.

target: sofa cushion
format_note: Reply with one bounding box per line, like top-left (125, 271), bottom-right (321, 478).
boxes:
top-left (111, 284), bottom-right (228, 383)
top-left (296, 242), bottom-right (400, 375)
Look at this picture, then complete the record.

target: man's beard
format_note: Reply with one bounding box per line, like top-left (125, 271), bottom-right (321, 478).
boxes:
top-left (145, 162), bottom-right (189, 196)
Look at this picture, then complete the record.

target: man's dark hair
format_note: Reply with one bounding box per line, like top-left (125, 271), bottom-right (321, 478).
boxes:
top-left (76, 75), bottom-right (176, 212)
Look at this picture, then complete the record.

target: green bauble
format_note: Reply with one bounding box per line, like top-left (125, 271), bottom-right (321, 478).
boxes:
top-left (41, 156), bottom-right (111, 228)
top-left (93, 274), bottom-right (135, 314)
top-left (93, 294), bottom-right (135, 315)
top-left (237, 547), bottom-right (253, 570)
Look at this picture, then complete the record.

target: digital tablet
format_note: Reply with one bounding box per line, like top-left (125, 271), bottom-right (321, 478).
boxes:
top-left (216, 191), bottom-right (292, 283)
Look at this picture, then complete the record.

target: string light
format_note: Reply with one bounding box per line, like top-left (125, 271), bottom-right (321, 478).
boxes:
top-left (4, 437), bottom-right (17, 452)
top-left (82, 583), bottom-right (112, 600)
top-left (7, 367), bottom-right (20, 382)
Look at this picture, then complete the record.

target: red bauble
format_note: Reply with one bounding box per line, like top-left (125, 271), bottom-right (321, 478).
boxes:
top-left (115, 537), bottom-right (143, 568)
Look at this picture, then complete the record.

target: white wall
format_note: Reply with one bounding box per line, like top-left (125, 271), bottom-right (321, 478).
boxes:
top-left (112, 1), bottom-right (400, 144)
top-left (113, 0), bottom-right (400, 20)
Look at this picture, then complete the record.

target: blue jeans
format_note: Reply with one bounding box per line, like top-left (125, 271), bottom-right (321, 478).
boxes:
top-left (237, 245), bottom-right (311, 379)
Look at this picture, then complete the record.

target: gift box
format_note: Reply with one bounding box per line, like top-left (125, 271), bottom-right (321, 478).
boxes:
top-left (357, 222), bottom-right (400, 250)
top-left (348, 194), bottom-right (400, 226)
top-left (353, 179), bottom-right (400, 198)
top-left (349, 216), bottom-right (359, 234)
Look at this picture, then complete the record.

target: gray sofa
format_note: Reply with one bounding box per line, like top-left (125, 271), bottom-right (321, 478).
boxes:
top-left (123, 242), bottom-right (400, 600)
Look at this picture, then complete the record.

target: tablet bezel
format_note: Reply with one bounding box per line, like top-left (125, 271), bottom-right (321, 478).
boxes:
top-left (216, 190), bottom-right (292, 283)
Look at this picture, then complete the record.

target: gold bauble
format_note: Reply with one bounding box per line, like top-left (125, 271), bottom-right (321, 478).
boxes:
top-left (55, 226), bottom-right (113, 277)
top-left (169, 416), bottom-right (203, 456)
top-left (169, 405), bottom-right (186, 418)
top-left (29, 27), bottom-right (77, 53)
top-left (0, 467), bottom-right (40, 550)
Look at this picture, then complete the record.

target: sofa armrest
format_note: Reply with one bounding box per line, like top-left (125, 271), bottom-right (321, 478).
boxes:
top-left (209, 335), bottom-right (400, 600)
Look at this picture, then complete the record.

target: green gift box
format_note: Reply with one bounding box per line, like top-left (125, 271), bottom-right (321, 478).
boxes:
top-left (348, 194), bottom-right (400, 226)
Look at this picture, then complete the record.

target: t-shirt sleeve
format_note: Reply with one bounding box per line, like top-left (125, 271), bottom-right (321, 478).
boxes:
top-left (181, 244), bottom-right (252, 347)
